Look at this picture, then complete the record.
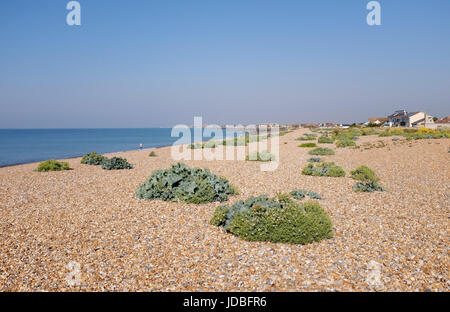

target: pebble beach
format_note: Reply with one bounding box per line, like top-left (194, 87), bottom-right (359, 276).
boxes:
top-left (0, 129), bottom-right (448, 291)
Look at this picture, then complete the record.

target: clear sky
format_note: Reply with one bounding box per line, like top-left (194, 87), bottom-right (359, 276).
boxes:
top-left (0, 0), bottom-right (449, 128)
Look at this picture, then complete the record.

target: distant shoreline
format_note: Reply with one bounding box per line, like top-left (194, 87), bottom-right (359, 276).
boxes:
top-left (0, 143), bottom-right (172, 169)
top-left (0, 128), bottom-right (284, 168)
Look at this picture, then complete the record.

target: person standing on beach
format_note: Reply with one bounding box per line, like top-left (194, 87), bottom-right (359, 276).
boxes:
top-left (139, 143), bottom-right (143, 151)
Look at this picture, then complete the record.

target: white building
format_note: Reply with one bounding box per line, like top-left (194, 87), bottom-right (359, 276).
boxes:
top-left (406, 112), bottom-right (434, 127)
top-left (386, 110), bottom-right (435, 128)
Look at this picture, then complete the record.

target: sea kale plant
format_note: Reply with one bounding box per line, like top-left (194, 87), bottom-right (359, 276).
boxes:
top-left (302, 162), bottom-right (345, 177)
top-left (308, 147), bottom-right (335, 156)
top-left (318, 136), bottom-right (334, 144)
top-left (136, 162), bottom-right (237, 204)
top-left (210, 194), bottom-right (333, 245)
top-left (336, 139), bottom-right (356, 148)
top-left (296, 133), bottom-right (317, 141)
top-left (35, 159), bottom-right (70, 172)
top-left (246, 150), bottom-right (276, 162)
top-left (81, 152), bottom-right (106, 165)
top-left (350, 165), bottom-right (385, 192)
top-left (290, 190), bottom-right (322, 200)
top-left (101, 157), bottom-right (133, 170)
top-left (307, 157), bottom-right (322, 163)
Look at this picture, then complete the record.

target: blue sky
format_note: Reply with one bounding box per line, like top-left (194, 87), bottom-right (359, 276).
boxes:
top-left (0, 0), bottom-right (449, 128)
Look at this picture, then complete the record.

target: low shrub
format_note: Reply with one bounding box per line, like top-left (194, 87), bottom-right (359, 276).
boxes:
top-left (296, 134), bottom-right (317, 141)
top-left (334, 129), bottom-right (361, 140)
top-left (189, 143), bottom-right (204, 149)
top-left (361, 128), bottom-right (379, 136)
top-left (246, 150), bottom-right (276, 162)
top-left (379, 130), bottom-right (393, 137)
top-left (350, 165), bottom-right (384, 192)
top-left (353, 181), bottom-right (385, 192)
top-left (149, 151), bottom-right (157, 157)
top-left (136, 162), bottom-right (236, 204)
top-left (299, 142), bottom-right (317, 148)
top-left (290, 190), bottom-right (322, 200)
top-left (308, 147), bottom-right (335, 155)
top-left (302, 162), bottom-right (345, 177)
top-left (318, 136), bottom-right (334, 144)
top-left (210, 194), bottom-right (333, 245)
top-left (403, 129), bottom-right (449, 140)
top-left (101, 157), bottom-right (133, 170)
top-left (81, 152), bottom-right (106, 165)
top-left (350, 165), bottom-right (379, 183)
top-left (307, 157), bottom-right (322, 162)
top-left (336, 139), bottom-right (356, 148)
top-left (306, 191), bottom-right (322, 199)
top-left (36, 159), bottom-right (70, 172)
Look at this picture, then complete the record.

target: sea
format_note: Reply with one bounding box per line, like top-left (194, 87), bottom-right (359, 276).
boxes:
top-left (0, 128), bottom-right (243, 167)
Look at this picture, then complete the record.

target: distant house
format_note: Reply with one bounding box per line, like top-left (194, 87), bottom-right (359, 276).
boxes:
top-left (388, 110), bottom-right (408, 127)
top-left (386, 110), bottom-right (435, 128)
top-left (406, 112), bottom-right (434, 127)
top-left (368, 117), bottom-right (388, 125)
top-left (319, 123), bottom-right (336, 128)
top-left (436, 116), bottom-right (450, 124)
top-left (431, 116), bottom-right (450, 129)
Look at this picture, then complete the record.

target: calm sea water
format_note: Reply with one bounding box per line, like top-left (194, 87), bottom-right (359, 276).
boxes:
top-left (0, 128), bottom-right (232, 167)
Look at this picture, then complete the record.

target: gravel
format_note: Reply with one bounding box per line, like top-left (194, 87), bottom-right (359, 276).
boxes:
top-left (0, 129), bottom-right (448, 291)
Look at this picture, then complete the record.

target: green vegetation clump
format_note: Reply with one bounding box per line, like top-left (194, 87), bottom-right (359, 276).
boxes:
top-left (336, 139), bottom-right (356, 148)
top-left (189, 140), bottom-right (221, 149)
top-left (403, 130), bottom-right (449, 140)
top-left (379, 130), bottom-right (393, 137)
top-left (350, 165), bottom-right (379, 183)
top-left (306, 191), bottom-right (322, 199)
top-left (246, 150), bottom-right (276, 162)
top-left (36, 159), bottom-right (70, 172)
top-left (307, 157), bottom-right (322, 162)
top-left (101, 157), bottom-right (133, 170)
top-left (210, 194), bottom-right (333, 245)
top-left (296, 133), bottom-right (317, 141)
top-left (81, 152), bottom-right (106, 165)
top-left (273, 131), bottom-right (292, 137)
top-left (290, 190), bottom-right (322, 200)
top-left (350, 165), bottom-right (384, 192)
top-left (204, 141), bottom-right (217, 148)
top-left (377, 127), bottom-right (450, 140)
top-left (136, 162), bottom-right (236, 204)
top-left (308, 147), bottom-right (335, 155)
top-left (379, 128), bottom-right (406, 137)
top-left (318, 136), bottom-right (334, 144)
top-left (149, 151), bottom-right (157, 157)
top-left (189, 143), bottom-right (204, 149)
top-left (361, 128), bottom-right (379, 135)
top-left (353, 181), bottom-right (385, 192)
top-left (299, 142), bottom-right (317, 148)
top-left (333, 128), bottom-right (362, 140)
top-left (302, 162), bottom-right (345, 177)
